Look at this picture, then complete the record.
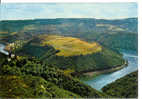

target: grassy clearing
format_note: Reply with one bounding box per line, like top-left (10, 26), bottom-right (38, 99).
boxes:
top-left (39, 35), bottom-right (102, 56)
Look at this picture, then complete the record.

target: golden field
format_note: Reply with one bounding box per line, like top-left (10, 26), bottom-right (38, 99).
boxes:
top-left (39, 35), bottom-right (102, 56)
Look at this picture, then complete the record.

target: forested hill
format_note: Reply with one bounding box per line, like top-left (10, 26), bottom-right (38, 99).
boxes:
top-left (102, 71), bottom-right (138, 98)
top-left (6, 35), bottom-right (125, 72)
top-left (0, 18), bottom-right (138, 52)
top-left (0, 53), bottom-right (108, 98)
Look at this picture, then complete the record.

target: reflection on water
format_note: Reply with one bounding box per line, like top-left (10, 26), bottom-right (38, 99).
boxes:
top-left (84, 51), bottom-right (138, 91)
top-left (0, 44), bottom-right (9, 55)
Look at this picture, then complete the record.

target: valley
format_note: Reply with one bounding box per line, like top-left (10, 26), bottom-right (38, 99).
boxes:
top-left (0, 18), bottom-right (138, 98)
top-left (83, 51), bottom-right (138, 91)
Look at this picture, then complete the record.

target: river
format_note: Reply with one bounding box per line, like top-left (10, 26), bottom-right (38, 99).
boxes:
top-left (0, 44), bottom-right (9, 55)
top-left (83, 50), bottom-right (138, 91)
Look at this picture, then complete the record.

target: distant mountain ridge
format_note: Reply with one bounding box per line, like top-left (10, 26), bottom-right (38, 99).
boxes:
top-left (0, 18), bottom-right (138, 51)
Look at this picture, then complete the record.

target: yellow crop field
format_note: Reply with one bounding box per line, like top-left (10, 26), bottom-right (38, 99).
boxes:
top-left (40, 35), bottom-right (102, 56)
top-left (0, 31), bottom-right (8, 34)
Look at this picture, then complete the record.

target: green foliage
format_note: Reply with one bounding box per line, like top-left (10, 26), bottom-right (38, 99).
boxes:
top-left (0, 56), bottom-right (108, 98)
top-left (0, 53), bottom-right (7, 66)
top-left (44, 47), bottom-right (125, 72)
top-left (102, 71), bottom-right (138, 98)
top-left (15, 38), bottom-right (125, 72)
top-left (95, 32), bottom-right (138, 52)
top-left (16, 38), bottom-right (57, 59)
top-left (0, 75), bottom-right (80, 98)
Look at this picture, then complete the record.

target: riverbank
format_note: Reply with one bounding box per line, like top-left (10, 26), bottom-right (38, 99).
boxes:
top-left (85, 63), bottom-right (127, 76)
top-left (82, 51), bottom-right (137, 91)
top-left (80, 61), bottom-right (128, 80)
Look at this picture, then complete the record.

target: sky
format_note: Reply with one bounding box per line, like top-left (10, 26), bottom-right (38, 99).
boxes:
top-left (0, 3), bottom-right (137, 20)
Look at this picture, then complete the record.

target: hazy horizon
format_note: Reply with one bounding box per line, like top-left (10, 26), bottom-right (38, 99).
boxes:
top-left (0, 3), bottom-right (137, 20)
top-left (0, 17), bottom-right (138, 21)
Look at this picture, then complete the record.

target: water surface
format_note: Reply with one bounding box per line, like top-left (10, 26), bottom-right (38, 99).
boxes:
top-left (0, 44), bottom-right (9, 55)
top-left (84, 51), bottom-right (138, 91)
